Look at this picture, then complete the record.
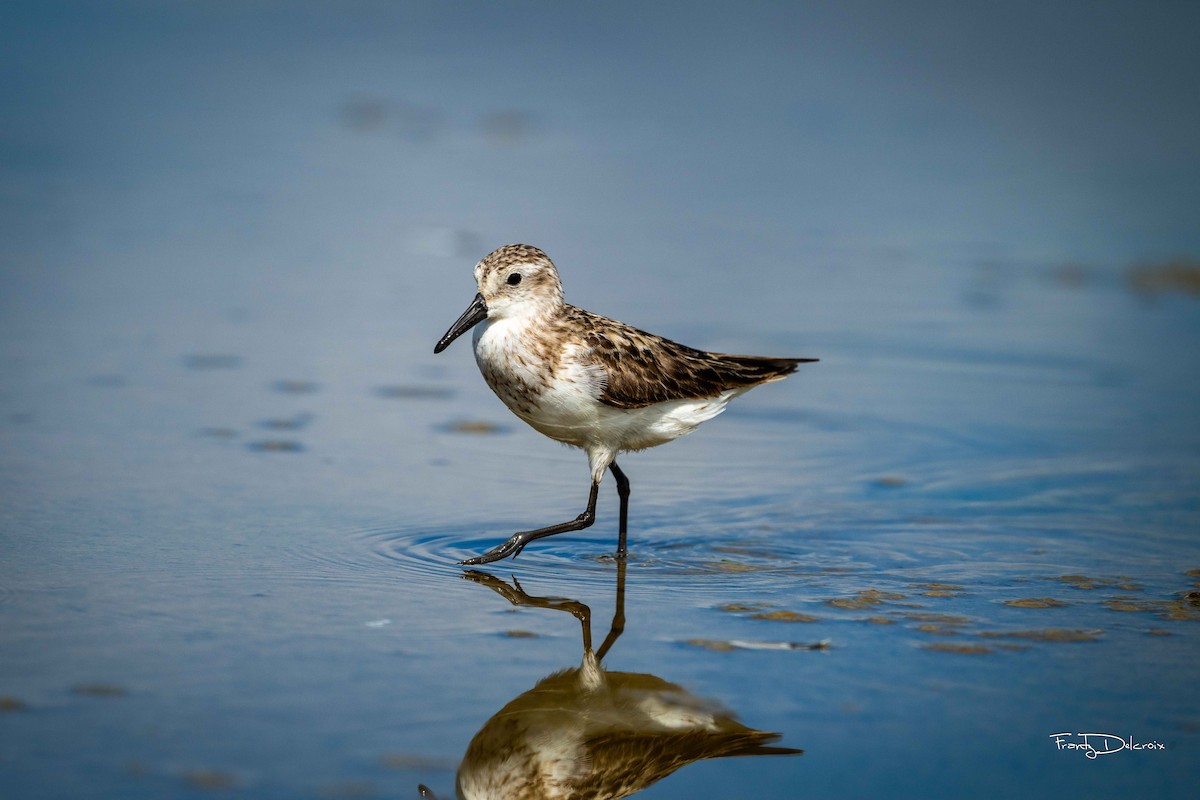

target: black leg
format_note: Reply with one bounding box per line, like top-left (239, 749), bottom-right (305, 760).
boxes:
top-left (595, 558), bottom-right (627, 661)
top-left (609, 461), bottom-right (630, 558)
top-left (460, 481), bottom-right (600, 565)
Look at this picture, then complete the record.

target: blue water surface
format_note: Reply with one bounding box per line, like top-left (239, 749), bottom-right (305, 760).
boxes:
top-left (2, 2), bottom-right (1199, 799)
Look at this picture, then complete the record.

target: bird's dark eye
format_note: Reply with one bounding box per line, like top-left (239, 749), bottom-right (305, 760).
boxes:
top-left (507, 272), bottom-right (522, 286)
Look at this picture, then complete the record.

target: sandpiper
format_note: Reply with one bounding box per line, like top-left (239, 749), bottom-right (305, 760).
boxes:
top-left (434, 244), bottom-right (816, 565)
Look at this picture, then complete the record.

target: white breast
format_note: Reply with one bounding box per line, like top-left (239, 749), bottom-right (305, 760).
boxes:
top-left (472, 320), bottom-right (602, 446)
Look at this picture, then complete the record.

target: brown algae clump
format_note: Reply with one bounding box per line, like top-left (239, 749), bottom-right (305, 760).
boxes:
top-left (1127, 258), bottom-right (1200, 297)
top-left (1102, 595), bottom-right (1200, 621)
top-left (827, 590), bottom-right (907, 610)
top-left (922, 642), bottom-right (994, 655)
top-left (71, 683), bottom-right (127, 697)
top-left (711, 561), bottom-right (761, 573)
top-left (978, 628), bottom-right (1102, 643)
top-left (0, 697), bottom-right (28, 712)
top-left (914, 623), bottom-right (964, 636)
top-left (183, 770), bottom-right (237, 790)
top-left (1054, 575), bottom-right (1113, 590)
top-left (716, 602), bottom-right (774, 613)
top-left (749, 609), bottom-right (820, 623)
top-left (909, 582), bottom-right (965, 598)
top-left (1004, 598), bottom-right (1069, 609)
top-left (248, 440), bottom-right (304, 452)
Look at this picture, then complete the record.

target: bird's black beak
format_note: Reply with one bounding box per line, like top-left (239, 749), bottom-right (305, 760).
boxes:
top-left (434, 293), bottom-right (488, 353)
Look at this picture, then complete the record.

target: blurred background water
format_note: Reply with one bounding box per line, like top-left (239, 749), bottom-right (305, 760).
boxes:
top-left (2, 1), bottom-right (1199, 798)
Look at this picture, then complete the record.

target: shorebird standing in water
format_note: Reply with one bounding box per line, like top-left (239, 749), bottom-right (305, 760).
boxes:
top-left (434, 244), bottom-right (817, 565)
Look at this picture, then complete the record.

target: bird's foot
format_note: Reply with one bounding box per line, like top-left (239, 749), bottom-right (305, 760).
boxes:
top-left (459, 533), bottom-right (528, 566)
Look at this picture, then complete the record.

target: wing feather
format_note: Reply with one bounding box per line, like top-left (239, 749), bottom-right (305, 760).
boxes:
top-left (559, 306), bottom-right (816, 410)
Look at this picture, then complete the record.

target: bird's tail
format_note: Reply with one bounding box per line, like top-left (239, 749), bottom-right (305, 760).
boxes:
top-left (720, 731), bottom-right (805, 758)
top-left (717, 354), bottom-right (818, 385)
top-left (697, 727), bottom-right (804, 759)
top-left (730, 742), bottom-right (806, 757)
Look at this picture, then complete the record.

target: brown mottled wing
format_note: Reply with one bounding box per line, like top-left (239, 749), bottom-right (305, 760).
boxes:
top-left (572, 730), bottom-right (801, 796)
top-left (564, 306), bottom-right (817, 410)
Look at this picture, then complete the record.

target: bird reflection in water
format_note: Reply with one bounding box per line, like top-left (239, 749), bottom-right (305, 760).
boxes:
top-left (419, 562), bottom-right (801, 799)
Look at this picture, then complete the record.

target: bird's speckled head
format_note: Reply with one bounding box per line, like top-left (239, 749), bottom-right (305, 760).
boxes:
top-left (472, 244), bottom-right (564, 320)
top-left (434, 244), bottom-right (566, 353)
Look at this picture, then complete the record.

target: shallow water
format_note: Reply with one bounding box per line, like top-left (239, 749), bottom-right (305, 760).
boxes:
top-left (3, 3), bottom-right (1200, 799)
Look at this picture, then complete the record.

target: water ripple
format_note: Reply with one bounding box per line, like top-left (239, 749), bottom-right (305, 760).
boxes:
top-left (349, 521), bottom-right (982, 601)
